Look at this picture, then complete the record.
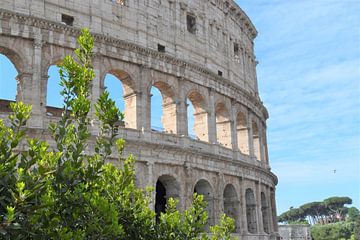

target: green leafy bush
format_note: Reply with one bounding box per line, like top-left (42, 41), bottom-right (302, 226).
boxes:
top-left (311, 221), bottom-right (356, 240)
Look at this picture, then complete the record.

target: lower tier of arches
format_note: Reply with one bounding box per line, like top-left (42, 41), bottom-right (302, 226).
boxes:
top-left (1, 125), bottom-right (279, 239)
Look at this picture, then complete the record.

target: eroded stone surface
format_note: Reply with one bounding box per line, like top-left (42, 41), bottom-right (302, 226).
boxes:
top-left (0, 1), bottom-right (279, 239)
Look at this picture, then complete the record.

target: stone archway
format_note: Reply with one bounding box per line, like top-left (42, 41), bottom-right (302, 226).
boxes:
top-left (103, 69), bottom-right (136, 129)
top-left (0, 46), bottom-right (25, 105)
top-left (194, 179), bottom-right (214, 227)
top-left (223, 184), bottom-right (240, 233)
top-left (246, 188), bottom-right (257, 234)
top-left (155, 175), bottom-right (180, 223)
top-left (0, 53), bottom-right (18, 103)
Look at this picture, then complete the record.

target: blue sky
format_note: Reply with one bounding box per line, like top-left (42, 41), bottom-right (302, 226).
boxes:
top-left (238, 0), bottom-right (360, 213)
top-left (0, 0), bottom-right (359, 216)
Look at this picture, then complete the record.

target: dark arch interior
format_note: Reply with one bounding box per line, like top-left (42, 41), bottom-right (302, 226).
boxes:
top-left (155, 180), bottom-right (167, 223)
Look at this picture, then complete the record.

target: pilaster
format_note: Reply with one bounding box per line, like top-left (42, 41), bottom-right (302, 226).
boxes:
top-left (208, 88), bottom-right (217, 144)
top-left (239, 178), bottom-right (249, 235)
top-left (26, 35), bottom-right (44, 128)
top-left (256, 181), bottom-right (265, 234)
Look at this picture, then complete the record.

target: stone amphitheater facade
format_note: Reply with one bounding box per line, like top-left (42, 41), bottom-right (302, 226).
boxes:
top-left (0, 0), bottom-right (279, 239)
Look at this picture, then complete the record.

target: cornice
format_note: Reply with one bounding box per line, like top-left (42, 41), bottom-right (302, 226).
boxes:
top-left (24, 127), bottom-right (278, 186)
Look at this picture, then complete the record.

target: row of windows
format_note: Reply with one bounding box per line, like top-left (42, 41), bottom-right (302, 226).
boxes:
top-left (155, 175), bottom-right (274, 234)
top-left (0, 54), bottom-right (266, 161)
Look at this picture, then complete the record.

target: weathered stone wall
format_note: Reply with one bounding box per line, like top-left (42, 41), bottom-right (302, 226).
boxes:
top-left (0, 1), bottom-right (279, 239)
top-left (278, 225), bottom-right (312, 240)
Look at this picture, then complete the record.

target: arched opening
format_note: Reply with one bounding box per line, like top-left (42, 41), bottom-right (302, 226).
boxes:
top-left (261, 192), bottom-right (270, 234)
top-left (104, 73), bottom-right (125, 127)
top-left (104, 70), bottom-right (136, 129)
top-left (215, 102), bottom-right (232, 148)
top-left (151, 86), bottom-right (164, 132)
top-left (155, 180), bottom-right (167, 223)
top-left (0, 53), bottom-right (18, 111)
top-left (150, 81), bottom-right (176, 133)
top-left (186, 99), bottom-right (196, 139)
top-left (252, 121), bottom-right (261, 160)
top-left (246, 188), bottom-right (257, 234)
top-left (46, 65), bottom-right (64, 116)
top-left (104, 73), bottom-right (125, 112)
top-left (155, 175), bottom-right (180, 223)
top-left (223, 184), bottom-right (240, 233)
top-left (194, 179), bottom-right (214, 227)
top-left (187, 91), bottom-right (208, 141)
top-left (236, 111), bottom-right (249, 155)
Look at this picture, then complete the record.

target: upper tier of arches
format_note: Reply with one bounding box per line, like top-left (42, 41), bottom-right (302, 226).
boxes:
top-left (152, 172), bottom-right (277, 235)
top-left (0, 9), bottom-right (270, 168)
top-left (0, 42), bottom-right (269, 165)
top-left (0, 54), bottom-right (268, 167)
top-left (0, 0), bottom-right (259, 95)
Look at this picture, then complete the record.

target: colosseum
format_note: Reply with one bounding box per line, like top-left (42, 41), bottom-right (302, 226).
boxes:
top-left (0, 0), bottom-right (279, 239)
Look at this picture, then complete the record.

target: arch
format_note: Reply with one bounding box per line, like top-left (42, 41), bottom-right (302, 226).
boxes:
top-left (236, 111), bottom-right (249, 155)
top-left (0, 46), bottom-right (25, 74)
top-left (0, 46), bottom-right (25, 109)
top-left (41, 45), bottom-right (73, 112)
top-left (104, 73), bottom-right (125, 112)
top-left (194, 179), bottom-right (214, 227)
top-left (187, 90), bottom-right (209, 142)
top-left (155, 175), bottom-right (180, 223)
top-left (261, 192), bottom-right (270, 234)
top-left (252, 121), bottom-right (261, 160)
top-left (0, 53), bottom-right (18, 104)
top-left (102, 69), bottom-right (136, 128)
top-left (223, 184), bottom-right (240, 233)
top-left (150, 81), bottom-right (177, 133)
top-left (215, 102), bottom-right (232, 148)
top-left (107, 69), bottom-right (135, 97)
top-left (245, 188), bottom-right (257, 234)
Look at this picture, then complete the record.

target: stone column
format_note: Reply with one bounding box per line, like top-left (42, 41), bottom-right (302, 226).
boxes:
top-left (138, 66), bottom-right (151, 130)
top-left (176, 77), bottom-right (188, 136)
top-left (266, 187), bottom-right (274, 233)
top-left (230, 101), bottom-right (238, 157)
top-left (239, 178), bottom-right (248, 234)
top-left (208, 88), bottom-right (217, 144)
top-left (248, 112), bottom-right (255, 160)
top-left (89, 53), bottom-right (103, 134)
top-left (184, 163), bottom-right (194, 209)
top-left (270, 188), bottom-right (279, 232)
top-left (147, 161), bottom-right (155, 211)
top-left (258, 123), bottom-right (265, 164)
top-left (25, 36), bottom-right (44, 128)
top-left (263, 126), bottom-right (270, 166)
top-left (256, 181), bottom-right (264, 234)
top-left (215, 172), bottom-right (225, 224)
